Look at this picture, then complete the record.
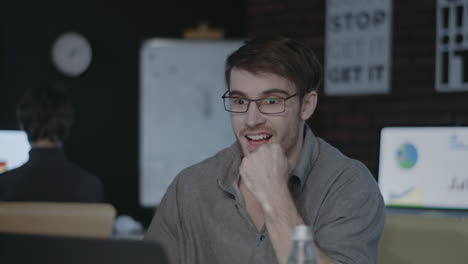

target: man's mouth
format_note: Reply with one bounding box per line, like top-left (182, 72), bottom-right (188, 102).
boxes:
top-left (245, 134), bottom-right (273, 141)
top-left (244, 134), bottom-right (273, 152)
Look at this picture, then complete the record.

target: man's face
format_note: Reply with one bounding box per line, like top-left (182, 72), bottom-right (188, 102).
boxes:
top-left (228, 68), bottom-right (306, 161)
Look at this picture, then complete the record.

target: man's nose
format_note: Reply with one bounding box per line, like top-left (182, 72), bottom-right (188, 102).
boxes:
top-left (245, 101), bottom-right (265, 127)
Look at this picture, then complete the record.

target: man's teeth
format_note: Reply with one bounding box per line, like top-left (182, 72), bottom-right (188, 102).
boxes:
top-left (247, 134), bottom-right (271, 140)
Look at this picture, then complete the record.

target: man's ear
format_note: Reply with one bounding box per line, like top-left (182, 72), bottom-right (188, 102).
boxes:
top-left (300, 91), bottom-right (317, 121)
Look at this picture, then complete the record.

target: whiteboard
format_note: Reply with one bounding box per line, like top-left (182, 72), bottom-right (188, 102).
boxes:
top-left (139, 39), bottom-right (242, 207)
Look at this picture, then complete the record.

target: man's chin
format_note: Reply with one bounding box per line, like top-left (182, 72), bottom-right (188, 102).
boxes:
top-left (240, 144), bottom-right (251, 157)
top-left (239, 140), bottom-right (272, 156)
top-left (247, 143), bottom-right (265, 153)
top-left (236, 140), bottom-right (251, 157)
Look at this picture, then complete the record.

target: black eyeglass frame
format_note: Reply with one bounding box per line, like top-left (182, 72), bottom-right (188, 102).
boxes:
top-left (221, 90), bottom-right (298, 114)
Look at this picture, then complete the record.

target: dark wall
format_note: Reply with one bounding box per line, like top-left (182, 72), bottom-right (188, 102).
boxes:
top-left (1, 0), bottom-right (246, 226)
top-left (248, 0), bottom-right (468, 176)
top-left (4, 0), bottom-right (468, 227)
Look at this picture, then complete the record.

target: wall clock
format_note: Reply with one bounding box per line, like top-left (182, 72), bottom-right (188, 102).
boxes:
top-left (51, 32), bottom-right (92, 77)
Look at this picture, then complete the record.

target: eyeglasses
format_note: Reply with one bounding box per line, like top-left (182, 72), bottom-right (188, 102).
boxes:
top-left (221, 90), bottom-right (297, 114)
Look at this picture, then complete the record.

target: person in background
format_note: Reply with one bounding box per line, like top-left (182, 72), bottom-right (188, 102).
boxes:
top-left (144, 36), bottom-right (385, 264)
top-left (0, 84), bottom-right (104, 202)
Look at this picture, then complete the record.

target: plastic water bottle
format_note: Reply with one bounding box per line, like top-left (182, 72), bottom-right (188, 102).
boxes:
top-left (287, 225), bottom-right (316, 264)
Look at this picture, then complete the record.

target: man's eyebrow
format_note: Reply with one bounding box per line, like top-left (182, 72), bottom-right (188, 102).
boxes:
top-left (227, 90), bottom-right (246, 97)
top-left (261, 89), bottom-right (291, 97)
top-left (227, 89), bottom-right (291, 97)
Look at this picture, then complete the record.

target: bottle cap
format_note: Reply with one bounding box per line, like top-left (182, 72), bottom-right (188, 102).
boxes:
top-left (291, 224), bottom-right (313, 241)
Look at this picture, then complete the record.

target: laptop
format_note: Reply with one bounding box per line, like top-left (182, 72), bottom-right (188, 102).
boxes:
top-left (0, 130), bottom-right (30, 173)
top-left (0, 232), bottom-right (168, 264)
top-left (378, 126), bottom-right (468, 211)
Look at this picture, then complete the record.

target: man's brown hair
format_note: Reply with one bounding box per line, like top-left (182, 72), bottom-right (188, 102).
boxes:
top-left (225, 36), bottom-right (322, 98)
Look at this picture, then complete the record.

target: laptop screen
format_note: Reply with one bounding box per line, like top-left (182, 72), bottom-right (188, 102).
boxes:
top-left (378, 127), bottom-right (468, 210)
top-left (0, 130), bottom-right (30, 173)
top-left (0, 232), bottom-right (168, 264)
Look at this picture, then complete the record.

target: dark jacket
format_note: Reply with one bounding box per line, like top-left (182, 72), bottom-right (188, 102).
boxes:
top-left (0, 147), bottom-right (104, 202)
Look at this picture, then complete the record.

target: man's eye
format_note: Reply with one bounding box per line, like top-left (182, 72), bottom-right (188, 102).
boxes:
top-left (232, 98), bottom-right (247, 105)
top-left (260, 98), bottom-right (281, 105)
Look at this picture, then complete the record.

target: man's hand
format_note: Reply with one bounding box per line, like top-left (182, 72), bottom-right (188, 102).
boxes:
top-left (239, 143), bottom-right (335, 264)
top-left (239, 143), bottom-right (290, 212)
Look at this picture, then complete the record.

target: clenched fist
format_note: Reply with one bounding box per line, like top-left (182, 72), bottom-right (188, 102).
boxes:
top-left (239, 143), bottom-right (291, 213)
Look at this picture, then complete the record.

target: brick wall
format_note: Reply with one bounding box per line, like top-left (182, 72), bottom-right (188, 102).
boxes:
top-left (248, 0), bottom-right (468, 177)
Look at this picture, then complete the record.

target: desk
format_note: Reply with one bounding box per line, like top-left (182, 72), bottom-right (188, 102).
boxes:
top-left (378, 212), bottom-right (468, 263)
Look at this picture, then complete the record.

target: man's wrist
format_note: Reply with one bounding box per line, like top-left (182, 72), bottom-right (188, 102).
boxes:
top-left (262, 187), bottom-right (299, 222)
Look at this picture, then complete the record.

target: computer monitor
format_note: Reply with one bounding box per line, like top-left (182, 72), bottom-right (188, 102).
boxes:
top-left (0, 130), bottom-right (30, 174)
top-left (378, 127), bottom-right (468, 211)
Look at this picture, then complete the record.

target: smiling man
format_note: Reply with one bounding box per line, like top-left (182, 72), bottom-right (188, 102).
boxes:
top-left (145, 36), bottom-right (385, 264)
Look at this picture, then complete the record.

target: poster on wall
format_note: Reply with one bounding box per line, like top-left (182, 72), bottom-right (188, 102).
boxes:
top-left (325, 0), bottom-right (393, 95)
top-left (436, 0), bottom-right (468, 92)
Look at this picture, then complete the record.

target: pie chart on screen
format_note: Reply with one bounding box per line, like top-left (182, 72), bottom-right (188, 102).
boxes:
top-left (396, 143), bottom-right (418, 169)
